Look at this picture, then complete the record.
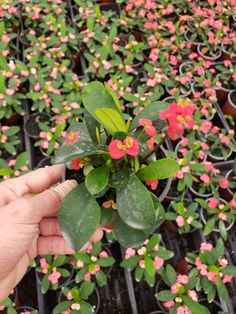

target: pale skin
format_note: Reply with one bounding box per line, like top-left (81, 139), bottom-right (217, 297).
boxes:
top-left (0, 164), bottom-right (103, 302)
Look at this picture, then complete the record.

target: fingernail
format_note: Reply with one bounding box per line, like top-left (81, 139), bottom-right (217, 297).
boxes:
top-left (51, 179), bottom-right (78, 200)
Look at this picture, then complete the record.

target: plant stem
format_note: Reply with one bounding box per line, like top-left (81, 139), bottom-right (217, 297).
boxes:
top-left (141, 134), bottom-right (167, 164)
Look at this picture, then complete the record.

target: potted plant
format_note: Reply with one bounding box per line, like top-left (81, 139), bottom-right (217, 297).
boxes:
top-left (121, 233), bottom-right (174, 287)
top-left (72, 240), bottom-right (115, 287)
top-left (165, 200), bottom-right (202, 234)
top-left (155, 265), bottom-right (210, 314)
top-left (0, 152), bottom-right (29, 180)
top-left (186, 238), bottom-right (236, 303)
top-left (0, 125), bottom-right (20, 157)
top-left (215, 63), bottom-right (236, 103)
top-left (53, 281), bottom-right (99, 314)
top-left (196, 198), bottom-right (236, 240)
top-left (54, 81), bottom-right (178, 250)
top-left (36, 255), bottom-right (74, 294)
top-left (222, 161), bottom-right (236, 201)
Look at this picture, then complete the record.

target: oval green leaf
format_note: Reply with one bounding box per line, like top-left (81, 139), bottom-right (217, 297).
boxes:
top-left (85, 167), bottom-right (110, 195)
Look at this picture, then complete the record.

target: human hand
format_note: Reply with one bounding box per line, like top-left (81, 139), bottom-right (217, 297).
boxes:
top-left (0, 164), bottom-right (103, 302)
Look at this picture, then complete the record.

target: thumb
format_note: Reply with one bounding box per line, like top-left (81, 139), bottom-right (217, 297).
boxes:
top-left (7, 180), bottom-right (78, 222)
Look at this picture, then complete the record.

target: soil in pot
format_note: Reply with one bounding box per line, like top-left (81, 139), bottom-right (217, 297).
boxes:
top-left (223, 90), bottom-right (236, 119)
top-left (24, 113), bottom-right (50, 139)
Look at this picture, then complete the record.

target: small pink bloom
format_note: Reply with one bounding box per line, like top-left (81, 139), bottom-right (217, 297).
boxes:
top-left (99, 251), bottom-right (109, 258)
top-left (48, 271), bottom-right (61, 285)
top-left (163, 300), bottom-right (174, 309)
top-left (220, 178), bottom-right (228, 189)
top-left (84, 272), bottom-right (91, 281)
top-left (208, 198), bottom-right (218, 209)
top-left (200, 174), bottom-right (210, 183)
top-left (200, 243), bottom-right (213, 252)
top-left (138, 118), bottom-right (156, 136)
top-left (218, 212), bottom-right (227, 221)
top-left (230, 199), bottom-right (236, 209)
top-left (67, 291), bottom-right (73, 300)
top-left (139, 259), bottom-right (145, 269)
top-left (146, 179), bottom-right (158, 190)
top-left (76, 260), bottom-right (84, 268)
top-left (176, 215), bottom-right (185, 227)
top-left (40, 257), bottom-right (49, 269)
top-left (223, 275), bottom-right (233, 284)
top-left (187, 290), bottom-right (198, 301)
top-left (154, 256), bottom-right (164, 270)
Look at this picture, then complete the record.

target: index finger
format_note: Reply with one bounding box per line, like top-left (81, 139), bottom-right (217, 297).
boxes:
top-left (0, 164), bottom-right (64, 207)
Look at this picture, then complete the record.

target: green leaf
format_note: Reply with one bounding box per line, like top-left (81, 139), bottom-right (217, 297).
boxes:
top-left (80, 302), bottom-right (94, 314)
top-left (85, 167), bottom-right (110, 195)
top-left (100, 207), bottom-right (115, 227)
top-left (219, 220), bottom-right (227, 241)
top-left (53, 301), bottom-right (72, 314)
top-left (130, 101), bottom-right (168, 130)
top-left (114, 214), bottom-right (147, 247)
top-left (95, 108), bottom-right (127, 134)
top-left (216, 277), bottom-right (229, 302)
top-left (109, 170), bottom-right (129, 189)
top-left (53, 255), bottom-right (67, 267)
top-left (146, 234), bottom-right (161, 253)
top-left (82, 81), bottom-right (121, 121)
top-left (0, 70), bottom-right (5, 93)
top-left (104, 82), bottom-right (121, 113)
top-left (182, 296), bottom-right (210, 314)
top-left (137, 158), bottom-right (179, 180)
top-left (14, 152), bottom-right (28, 170)
top-left (55, 141), bottom-right (107, 164)
top-left (74, 251), bottom-right (91, 264)
top-left (0, 55), bottom-right (9, 70)
top-left (144, 256), bottom-right (155, 277)
top-left (207, 284), bottom-right (216, 303)
top-left (116, 174), bottom-right (156, 230)
top-left (121, 256), bottom-right (141, 270)
top-left (95, 270), bottom-right (107, 287)
top-left (222, 265), bottom-right (236, 276)
top-left (155, 290), bottom-right (175, 302)
top-left (213, 238), bottom-right (224, 259)
top-left (135, 266), bottom-right (144, 282)
top-left (166, 264), bottom-right (177, 285)
top-left (97, 257), bottom-right (115, 267)
top-left (41, 275), bottom-right (50, 294)
top-left (58, 183), bottom-right (101, 251)
top-left (80, 281), bottom-right (95, 300)
top-left (0, 21), bottom-right (5, 39)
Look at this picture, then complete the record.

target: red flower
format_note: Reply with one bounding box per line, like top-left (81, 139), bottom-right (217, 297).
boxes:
top-left (146, 179), bottom-right (158, 190)
top-left (108, 136), bottom-right (139, 159)
top-left (66, 131), bottom-right (79, 144)
top-left (71, 157), bottom-right (81, 170)
top-left (159, 99), bottom-right (195, 140)
top-left (138, 118), bottom-right (156, 136)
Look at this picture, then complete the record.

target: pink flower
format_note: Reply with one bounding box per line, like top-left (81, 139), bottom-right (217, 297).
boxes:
top-left (176, 215), bottom-right (185, 227)
top-left (139, 259), bottom-right (145, 269)
top-left (177, 305), bottom-right (192, 314)
top-left (207, 272), bottom-right (218, 283)
top-left (62, 310), bottom-right (71, 314)
top-left (223, 275), bottom-right (233, 284)
top-left (71, 157), bottom-right (81, 170)
top-left (220, 135), bottom-right (230, 145)
top-left (200, 174), bottom-right (210, 183)
top-left (180, 138), bottom-right (188, 146)
top-left (48, 271), bottom-right (61, 285)
top-left (230, 199), bottom-right (236, 209)
top-left (177, 274), bottom-right (189, 284)
top-left (160, 100), bottom-right (195, 140)
top-left (138, 118), bottom-right (156, 136)
top-left (102, 60), bottom-right (112, 70)
top-left (108, 136), bottom-right (139, 159)
top-left (200, 243), bottom-right (213, 252)
top-left (199, 121), bottom-right (212, 134)
top-left (146, 179), bottom-right (158, 190)
top-left (0, 306), bottom-right (6, 310)
top-left (154, 256), bottom-right (164, 270)
top-left (67, 291), bottom-right (73, 300)
top-left (187, 290), bottom-right (198, 301)
top-left (40, 257), bottom-right (49, 269)
top-left (76, 260), bottom-right (84, 268)
top-left (218, 212), bottom-right (227, 221)
top-left (99, 251), bottom-right (109, 258)
top-left (171, 283), bottom-right (180, 294)
top-left (220, 178), bottom-right (228, 189)
top-left (66, 131), bottom-right (79, 144)
top-left (84, 272), bottom-right (91, 281)
top-left (208, 198), bottom-right (218, 209)
top-left (163, 300), bottom-right (174, 309)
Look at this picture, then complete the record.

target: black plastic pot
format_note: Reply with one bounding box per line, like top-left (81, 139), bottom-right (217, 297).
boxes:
top-left (99, 3), bottom-right (120, 15)
top-left (57, 279), bottom-right (100, 314)
top-left (37, 157), bottom-right (51, 168)
top-left (24, 112), bottom-right (51, 139)
top-left (197, 45), bottom-right (222, 61)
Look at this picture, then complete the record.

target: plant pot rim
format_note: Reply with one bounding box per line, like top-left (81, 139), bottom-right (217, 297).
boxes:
top-left (58, 279), bottom-right (100, 314)
top-left (179, 61), bottom-right (193, 75)
top-left (226, 169), bottom-right (235, 197)
top-left (200, 199), bottom-right (234, 232)
top-left (222, 45), bottom-right (236, 58)
top-left (216, 73), bottom-right (234, 92)
top-left (197, 44), bottom-right (222, 60)
top-left (175, 140), bottom-right (207, 162)
top-left (24, 112), bottom-right (51, 139)
top-left (228, 89), bottom-right (236, 109)
top-left (184, 30), bottom-right (202, 46)
top-left (16, 306), bottom-right (38, 312)
top-left (189, 185), bottom-right (213, 199)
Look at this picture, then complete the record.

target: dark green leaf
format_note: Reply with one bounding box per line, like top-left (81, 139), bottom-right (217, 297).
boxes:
top-left (155, 290), bottom-right (175, 302)
top-left (53, 301), bottom-right (72, 314)
top-left (85, 167), bottom-right (110, 195)
top-left (59, 183), bottom-right (101, 251)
